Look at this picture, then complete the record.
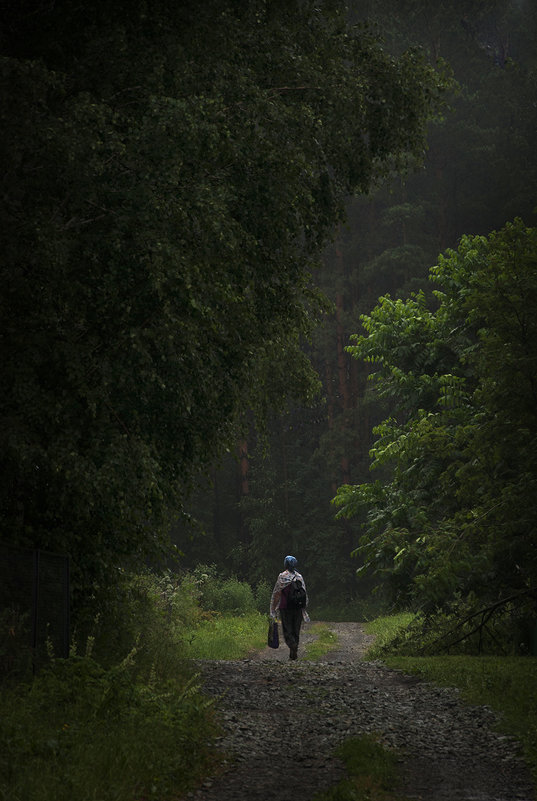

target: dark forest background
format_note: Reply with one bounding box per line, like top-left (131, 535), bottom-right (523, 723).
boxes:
top-left (176, 0), bottom-right (537, 612)
top-left (3, 5), bottom-right (537, 797)
top-left (2, 0), bottom-right (536, 624)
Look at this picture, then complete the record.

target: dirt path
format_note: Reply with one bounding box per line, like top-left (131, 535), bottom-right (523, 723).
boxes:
top-left (185, 622), bottom-right (534, 801)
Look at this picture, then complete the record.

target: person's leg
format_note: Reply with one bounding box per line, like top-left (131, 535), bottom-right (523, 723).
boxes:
top-left (280, 609), bottom-right (298, 658)
top-left (289, 609), bottom-right (303, 659)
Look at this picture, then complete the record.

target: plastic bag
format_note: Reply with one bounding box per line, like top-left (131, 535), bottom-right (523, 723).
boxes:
top-left (267, 619), bottom-right (279, 649)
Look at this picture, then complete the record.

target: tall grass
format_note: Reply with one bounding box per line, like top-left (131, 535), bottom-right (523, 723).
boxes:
top-left (182, 612), bottom-right (267, 660)
top-left (364, 613), bottom-right (415, 659)
top-left (0, 566), bottom-right (290, 799)
top-left (0, 569), bottom-right (221, 801)
top-left (0, 654), bottom-right (218, 801)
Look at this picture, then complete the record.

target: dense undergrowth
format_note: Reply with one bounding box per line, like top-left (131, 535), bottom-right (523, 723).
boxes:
top-left (313, 597), bottom-right (387, 623)
top-left (0, 567), bottom-right (269, 801)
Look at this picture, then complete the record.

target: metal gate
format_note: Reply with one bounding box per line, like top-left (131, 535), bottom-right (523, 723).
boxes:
top-left (0, 544), bottom-right (70, 676)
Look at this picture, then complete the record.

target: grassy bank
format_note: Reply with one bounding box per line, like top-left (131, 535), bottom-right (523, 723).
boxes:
top-left (181, 612), bottom-right (267, 660)
top-left (365, 615), bottom-right (537, 789)
top-left (363, 613), bottom-right (415, 658)
top-left (0, 656), bottom-right (219, 801)
top-left (0, 569), bottom-right (265, 801)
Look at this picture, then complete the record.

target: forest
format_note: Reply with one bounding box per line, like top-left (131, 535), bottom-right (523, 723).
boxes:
top-left (2, 0), bottom-right (537, 637)
top-left (176, 0), bottom-right (537, 644)
top-left (2, 2), bottom-right (537, 799)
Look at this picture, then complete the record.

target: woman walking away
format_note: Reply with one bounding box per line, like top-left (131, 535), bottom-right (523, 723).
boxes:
top-left (270, 555), bottom-right (310, 660)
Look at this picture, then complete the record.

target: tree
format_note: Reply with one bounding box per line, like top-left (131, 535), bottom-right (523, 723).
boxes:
top-left (334, 219), bottom-right (537, 621)
top-left (0, 0), bottom-right (448, 595)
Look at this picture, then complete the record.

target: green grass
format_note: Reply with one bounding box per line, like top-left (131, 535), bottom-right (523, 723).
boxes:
top-left (313, 734), bottom-right (406, 801)
top-left (364, 613), bottom-right (415, 658)
top-left (181, 612), bottom-right (267, 659)
top-left (0, 655), bottom-right (219, 801)
top-left (303, 622), bottom-right (339, 660)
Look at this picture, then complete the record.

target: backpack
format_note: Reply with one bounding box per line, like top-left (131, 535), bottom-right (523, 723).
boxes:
top-left (287, 577), bottom-right (307, 609)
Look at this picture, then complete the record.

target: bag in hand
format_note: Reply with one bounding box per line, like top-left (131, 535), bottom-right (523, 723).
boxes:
top-left (267, 619), bottom-right (279, 649)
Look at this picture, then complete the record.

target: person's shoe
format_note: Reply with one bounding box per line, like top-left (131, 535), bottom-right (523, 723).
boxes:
top-left (290, 646), bottom-right (298, 660)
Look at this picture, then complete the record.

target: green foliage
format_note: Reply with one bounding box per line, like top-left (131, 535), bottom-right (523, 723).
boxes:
top-left (192, 564), bottom-right (257, 616)
top-left (314, 734), bottom-right (402, 801)
top-left (77, 569), bottom-right (203, 672)
top-left (0, 568), bottom-right (220, 801)
top-left (0, 656), bottom-right (218, 801)
top-left (200, 579), bottom-right (256, 617)
top-left (181, 613), bottom-right (267, 661)
top-left (171, 0), bottom-right (537, 627)
top-left (0, 0), bottom-right (449, 600)
top-left (335, 219), bottom-right (537, 623)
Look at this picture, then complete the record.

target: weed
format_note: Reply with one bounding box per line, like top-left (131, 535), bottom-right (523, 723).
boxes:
top-left (303, 623), bottom-right (339, 660)
top-left (0, 569), bottom-right (223, 801)
top-left (314, 734), bottom-right (406, 801)
top-left (193, 564), bottom-right (257, 616)
top-left (0, 653), bottom-right (218, 801)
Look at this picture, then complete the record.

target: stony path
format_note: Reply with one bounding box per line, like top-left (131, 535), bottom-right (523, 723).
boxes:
top-left (183, 622), bottom-right (535, 801)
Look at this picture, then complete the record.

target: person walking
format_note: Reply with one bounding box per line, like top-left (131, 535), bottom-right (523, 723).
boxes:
top-left (269, 555), bottom-right (310, 660)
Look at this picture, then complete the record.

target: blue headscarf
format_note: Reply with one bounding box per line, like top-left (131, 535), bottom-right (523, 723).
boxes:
top-left (284, 555), bottom-right (298, 572)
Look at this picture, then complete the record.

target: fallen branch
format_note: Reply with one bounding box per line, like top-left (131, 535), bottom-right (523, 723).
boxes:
top-left (419, 590), bottom-right (534, 654)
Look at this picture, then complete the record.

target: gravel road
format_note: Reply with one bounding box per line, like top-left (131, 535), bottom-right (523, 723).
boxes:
top-left (183, 622), bottom-right (534, 801)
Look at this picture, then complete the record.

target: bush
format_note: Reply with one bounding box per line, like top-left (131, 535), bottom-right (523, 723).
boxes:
top-left (193, 565), bottom-right (256, 615)
top-left (74, 569), bottom-right (203, 671)
top-left (0, 617), bottom-right (219, 801)
top-left (202, 577), bottom-right (256, 615)
top-left (254, 579), bottom-right (271, 614)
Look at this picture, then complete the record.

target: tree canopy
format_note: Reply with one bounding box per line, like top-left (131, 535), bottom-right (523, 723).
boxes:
top-left (0, 0), bottom-right (448, 592)
top-left (166, 0), bottom-right (537, 614)
top-left (334, 219), bottom-right (537, 620)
